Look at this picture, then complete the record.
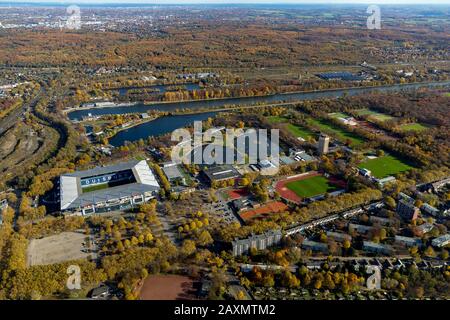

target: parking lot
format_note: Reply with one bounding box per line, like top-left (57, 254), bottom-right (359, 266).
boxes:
top-left (27, 231), bottom-right (92, 266)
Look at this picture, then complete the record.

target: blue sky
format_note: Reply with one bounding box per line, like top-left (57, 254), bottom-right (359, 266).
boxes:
top-left (3, 0), bottom-right (450, 4)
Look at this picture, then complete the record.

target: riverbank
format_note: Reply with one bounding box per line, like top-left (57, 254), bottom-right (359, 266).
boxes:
top-left (67, 80), bottom-right (450, 120)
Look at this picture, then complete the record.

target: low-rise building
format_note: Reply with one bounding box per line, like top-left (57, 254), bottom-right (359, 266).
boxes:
top-left (302, 240), bottom-right (328, 253)
top-left (162, 162), bottom-right (186, 185)
top-left (431, 234), bottom-right (450, 248)
top-left (363, 241), bottom-right (394, 255)
top-left (394, 235), bottom-right (423, 248)
top-left (370, 216), bottom-right (392, 226)
top-left (326, 231), bottom-right (352, 242)
top-left (421, 203), bottom-right (440, 217)
top-left (202, 165), bottom-right (241, 186)
top-left (416, 223), bottom-right (434, 236)
top-left (348, 223), bottom-right (373, 235)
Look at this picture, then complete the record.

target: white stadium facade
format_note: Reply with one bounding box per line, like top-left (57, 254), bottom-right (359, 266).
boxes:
top-left (59, 160), bottom-right (160, 215)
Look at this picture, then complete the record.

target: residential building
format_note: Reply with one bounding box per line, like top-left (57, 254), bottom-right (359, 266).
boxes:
top-left (232, 230), bottom-right (282, 256)
top-left (348, 223), bottom-right (373, 235)
top-left (431, 234), bottom-right (450, 248)
top-left (421, 203), bottom-right (440, 217)
top-left (396, 199), bottom-right (420, 221)
top-left (317, 134), bottom-right (330, 155)
top-left (302, 240), bottom-right (328, 253)
top-left (416, 223), bottom-right (434, 236)
top-left (363, 241), bottom-right (394, 255)
top-left (326, 231), bottom-right (352, 242)
top-left (394, 235), bottom-right (423, 248)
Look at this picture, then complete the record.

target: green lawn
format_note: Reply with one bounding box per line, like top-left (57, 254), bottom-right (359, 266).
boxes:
top-left (267, 116), bottom-right (287, 124)
top-left (358, 155), bottom-right (413, 179)
top-left (355, 109), bottom-right (394, 122)
top-left (398, 123), bottom-right (430, 132)
top-left (286, 175), bottom-right (339, 198)
top-left (443, 92), bottom-right (450, 97)
top-left (82, 183), bottom-right (109, 193)
top-left (267, 116), bottom-right (313, 140)
top-left (307, 118), bottom-right (364, 146)
top-left (328, 112), bottom-right (350, 119)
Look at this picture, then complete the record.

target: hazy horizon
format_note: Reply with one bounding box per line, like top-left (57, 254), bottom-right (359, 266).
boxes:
top-left (1, 0), bottom-right (449, 5)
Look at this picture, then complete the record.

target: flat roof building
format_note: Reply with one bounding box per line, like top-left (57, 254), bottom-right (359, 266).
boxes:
top-left (59, 160), bottom-right (160, 215)
top-left (326, 231), bottom-right (352, 242)
top-left (232, 230), bottom-right (282, 256)
top-left (302, 240), bottom-right (329, 253)
top-left (363, 241), bottom-right (394, 255)
top-left (395, 235), bottom-right (423, 248)
top-left (317, 134), bottom-right (330, 155)
top-left (396, 199), bottom-right (420, 221)
top-left (202, 165), bottom-right (241, 185)
top-left (431, 234), bottom-right (450, 248)
top-left (161, 162), bottom-right (185, 185)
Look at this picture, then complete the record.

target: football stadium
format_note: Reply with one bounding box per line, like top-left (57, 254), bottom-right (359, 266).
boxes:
top-left (59, 160), bottom-right (160, 215)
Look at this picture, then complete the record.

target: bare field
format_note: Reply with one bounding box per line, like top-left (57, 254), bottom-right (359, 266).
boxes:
top-left (27, 231), bottom-right (91, 267)
top-left (139, 275), bottom-right (198, 300)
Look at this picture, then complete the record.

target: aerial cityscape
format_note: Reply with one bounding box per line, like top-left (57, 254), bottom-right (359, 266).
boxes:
top-left (0, 0), bottom-right (449, 307)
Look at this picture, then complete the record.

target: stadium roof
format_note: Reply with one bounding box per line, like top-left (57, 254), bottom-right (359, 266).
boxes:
top-left (60, 160), bottom-right (160, 210)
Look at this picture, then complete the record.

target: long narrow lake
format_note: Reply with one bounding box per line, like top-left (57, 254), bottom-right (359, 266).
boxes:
top-left (109, 111), bottom-right (218, 147)
top-left (68, 81), bottom-right (450, 121)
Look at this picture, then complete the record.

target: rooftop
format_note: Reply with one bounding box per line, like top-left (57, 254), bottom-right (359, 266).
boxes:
top-left (60, 160), bottom-right (160, 210)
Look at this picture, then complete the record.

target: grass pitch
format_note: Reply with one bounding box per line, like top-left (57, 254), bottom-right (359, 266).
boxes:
top-left (358, 155), bottom-right (413, 179)
top-left (398, 123), bottom-right (430, 132)
top-left (355, 109), bottom-right (394, 122)
top-left (307, 118), bottom-right (364, 146)
top-left (286, 175), bottom-right (339, 198)
top-left (267, 116), bottom-right (313, 140)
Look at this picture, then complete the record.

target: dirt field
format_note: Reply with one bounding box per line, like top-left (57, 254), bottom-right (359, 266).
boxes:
top-left (139, 275), bottom-right (197, 300)
top-left (227, 188), bottom-right (249, 200)
top-left (240, 201), bottom-right (288, 221)
top-left (27, 231), bottom-right (91, 267)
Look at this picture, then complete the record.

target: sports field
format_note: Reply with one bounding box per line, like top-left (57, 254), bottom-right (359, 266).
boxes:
top-left (398, 123), bottom-right (430, 132)
top-left (275, 172), bottom-right (344, 203)
top-left (139, 275), bottom-right (197, 300)
top-left (328, 112), bottom-right (350, 119)
top-left (307, 118), bottom-right (364, 146)
top-left (286, 175), bottom-right (340, 198)
top-left (355, 109), bottom-right (394, 122)
top-left (358, 155), bottom-right (413, 179)
top-left (267, 116), bottom-right (313, 140)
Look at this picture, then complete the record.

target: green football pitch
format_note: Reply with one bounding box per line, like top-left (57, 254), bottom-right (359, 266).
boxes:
top-left (286, 175), bottom-right (339, 198)
top-left (358, 155), bottom-right (413, 179)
